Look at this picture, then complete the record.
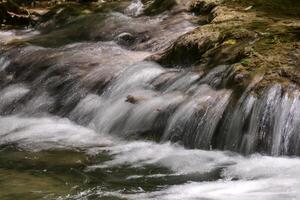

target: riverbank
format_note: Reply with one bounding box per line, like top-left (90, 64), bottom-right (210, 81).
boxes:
top-left (153, 0), bottom-right (300, 94)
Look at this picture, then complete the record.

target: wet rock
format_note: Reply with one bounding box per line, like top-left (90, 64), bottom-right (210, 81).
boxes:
top-left (37, 3), bottom-right (86, 32)
top-left (154, 0), bottom-right (300, 96)
top-left (153, 26), bottom-right (221, 67)
top-left (29, 11), bottom-right (159, 47)
top-left (154, 3), bottom-right (259, 67)
top-left (143, 0), bottom-right (177, 16)
top-left (115, 32), bottom-right (135, 46)
top-left (125, 95), bottom-right (147, 104)
top-left (150, 70), bottom-right (181, 90)
top-left (189, 0), bottom-right (221, 15)
top-left (37, 0), bottom-right (132, 33)
top-left (0, 73), bottom-right (7, 85)
top-left (234, 73), bottom-right (246, 83)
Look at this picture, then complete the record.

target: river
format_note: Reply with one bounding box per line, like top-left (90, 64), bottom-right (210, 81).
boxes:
top-left (0, 0), bottom-right (300, 199)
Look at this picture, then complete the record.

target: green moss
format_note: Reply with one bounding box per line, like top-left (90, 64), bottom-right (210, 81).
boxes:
top-left (144, 0), bottom-right (177, 15)
top-left (241, 58), bottom-right (251, 66)
top-left (224, 0), bottom-right (300, 18)
top-left (249, 20), bottom-right (268, 30)
top-left (189, 0), bottom-right (220, 15)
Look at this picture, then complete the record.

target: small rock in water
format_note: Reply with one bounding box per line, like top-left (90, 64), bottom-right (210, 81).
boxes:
top-left (116, 32), bottom-right (135, 46)
top-left (234, 73), bottom-right (245, 82)
top-left (125, 95), bottom-right (146, 104)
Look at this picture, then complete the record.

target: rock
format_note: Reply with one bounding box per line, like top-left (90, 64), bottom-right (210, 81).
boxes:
top-left (234, 73), bottom-right (246, 82)
top-left (143, 0), bottom-right (177, 16)
top-left (37, 3), bottom-right (85, 32)
top-left (210, 6), bottom-right (253, 23)
top-left (189, 0), bottom-right (221, 15)
top-left (115, 32), bottom-right (135, 46)
top-left (0, 1), bottom-right (34, 26)
top-left (152, 0), bottom-right (300, 94)
top-left (153, 25), bottom-right (221, 67)
top-left (125, 95), bottom-right (147, 104)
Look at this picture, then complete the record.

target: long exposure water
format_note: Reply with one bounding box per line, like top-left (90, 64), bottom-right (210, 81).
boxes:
top-left (1, 0), bottom-right (300, 199)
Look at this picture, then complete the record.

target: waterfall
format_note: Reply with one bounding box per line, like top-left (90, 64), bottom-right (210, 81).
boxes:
top-left (0, 0), bottom-right (300, 199)
top-left (1, 41), bottom-right (300, 155)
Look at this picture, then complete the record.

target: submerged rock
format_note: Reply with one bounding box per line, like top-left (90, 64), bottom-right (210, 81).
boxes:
top-left (115, 32), bottom-right (135, 46)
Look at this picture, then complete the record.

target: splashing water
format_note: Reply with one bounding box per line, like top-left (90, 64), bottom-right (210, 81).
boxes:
top-left (0, 0), bottom-right (300, 199)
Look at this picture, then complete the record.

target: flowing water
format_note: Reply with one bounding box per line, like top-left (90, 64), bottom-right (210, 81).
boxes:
top-left (0, 0), bottom-right (300, 199)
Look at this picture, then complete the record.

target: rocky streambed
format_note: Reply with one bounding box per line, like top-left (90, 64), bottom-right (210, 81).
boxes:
top-left (0, 0), bottom-right (300, 199)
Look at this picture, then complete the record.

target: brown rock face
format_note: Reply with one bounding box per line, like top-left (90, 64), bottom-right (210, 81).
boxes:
top-left (151, 0), bottom-right (300, 92)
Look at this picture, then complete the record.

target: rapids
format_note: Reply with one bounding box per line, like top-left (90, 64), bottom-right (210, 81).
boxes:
top-left (0, 0), bottom-right (300, 199)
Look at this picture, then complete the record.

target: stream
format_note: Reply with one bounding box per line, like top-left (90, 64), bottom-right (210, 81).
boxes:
top-left (0, 0), bottom-right (300, 199)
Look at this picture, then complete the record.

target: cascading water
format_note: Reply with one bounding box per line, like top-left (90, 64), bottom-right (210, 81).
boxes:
top-left (0, 0), bottom-right (300, 199)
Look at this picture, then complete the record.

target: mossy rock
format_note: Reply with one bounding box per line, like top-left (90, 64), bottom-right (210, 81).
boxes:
top-left (153, 26), bottom-right (221, 67)
top-left (37, 3), bottom-right (88, 32)
top-left (224, 0), bottom-right (300, 18)
top-left (37, 0), bottom-right (131, 32)
top-left (154, 0), bottom-right (300, 94)
top-left (143, 0), bottom-right (177, 16)
top-left (189, 0), bottom-right (222, 15)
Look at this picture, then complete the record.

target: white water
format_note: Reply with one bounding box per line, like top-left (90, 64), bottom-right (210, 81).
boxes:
top-left (0, 1), bottom-right (300, 199)
top-left (125, 0), bottom-right (144, 16)
top-left (0, 116), bottom-right (112, 151)
top-left (1, 40), bottom-right (300, 200)
top-left (0, 74), bottom-right (300, 200)
top-left (78, 140), bottom-right (300, 200)
top-left (0, 29), bottom-right (39, 44)
top-left (0, 83), bottom-right (299, 200)
top-left (0, 112), bottom-right (299, 200)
